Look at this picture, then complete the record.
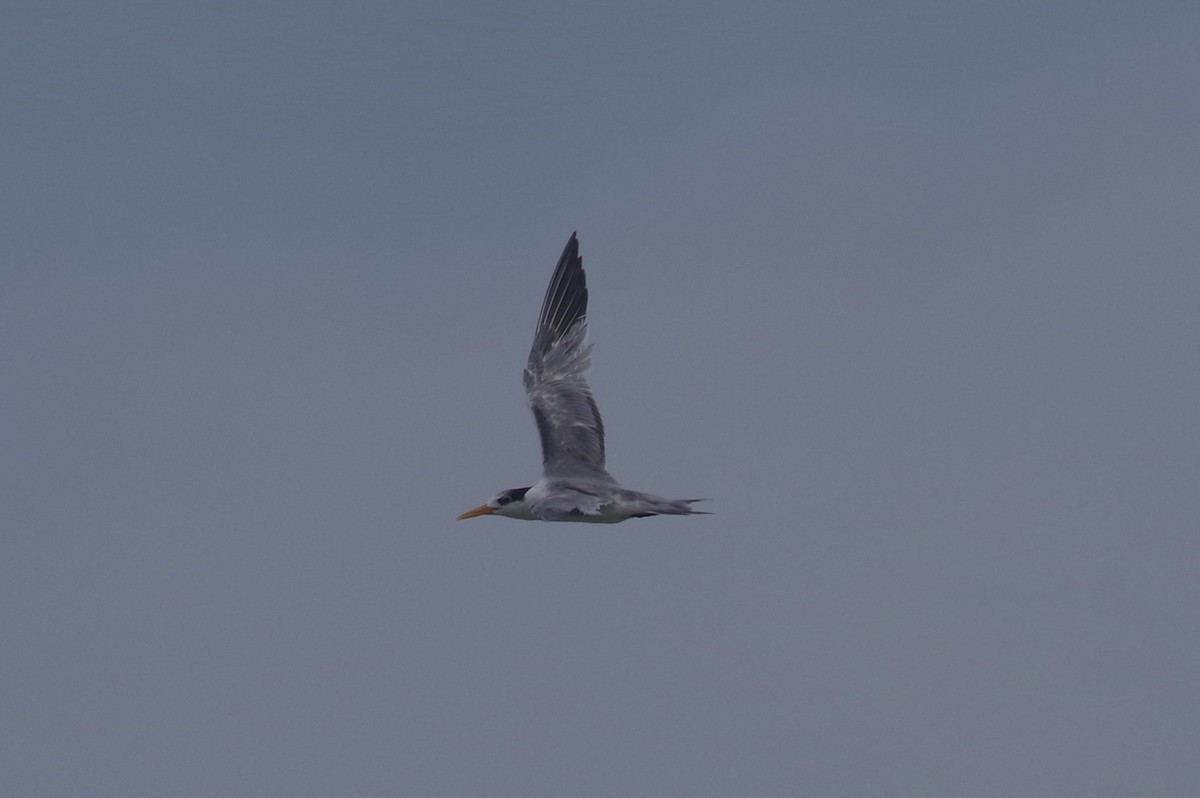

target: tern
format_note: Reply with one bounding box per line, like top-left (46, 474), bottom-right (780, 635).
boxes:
top-left (457, 233), bottom-right (707, 523)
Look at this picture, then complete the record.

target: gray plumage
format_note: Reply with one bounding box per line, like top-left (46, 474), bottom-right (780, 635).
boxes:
top-left (457, 233), bottom-right (707, 523)
top-left (523, 233), bottom-right (611, 481)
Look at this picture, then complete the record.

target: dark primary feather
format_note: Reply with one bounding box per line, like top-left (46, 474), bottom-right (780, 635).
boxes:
top-left (530, 233), bottom-right (587, 356)
top-left (523, 233), bottom-right (613, 480)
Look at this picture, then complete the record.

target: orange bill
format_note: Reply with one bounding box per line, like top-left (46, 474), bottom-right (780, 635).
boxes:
top-left (456, 504), bottom-right (495, 520)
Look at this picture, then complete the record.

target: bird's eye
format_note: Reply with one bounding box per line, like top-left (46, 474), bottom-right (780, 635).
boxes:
top-left (497, 495), bottom-right (511, 506)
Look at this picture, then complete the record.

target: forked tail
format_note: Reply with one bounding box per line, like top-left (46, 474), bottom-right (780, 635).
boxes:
top-left (639, 498), bottom-right (710, 517)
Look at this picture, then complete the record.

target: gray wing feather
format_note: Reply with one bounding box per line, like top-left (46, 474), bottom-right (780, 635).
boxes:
top-left (523, 233), bottom-right (615, 481)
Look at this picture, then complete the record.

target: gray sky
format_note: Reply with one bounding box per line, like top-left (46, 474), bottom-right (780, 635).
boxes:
top-left (4, 2), bottom-right (1198, 796)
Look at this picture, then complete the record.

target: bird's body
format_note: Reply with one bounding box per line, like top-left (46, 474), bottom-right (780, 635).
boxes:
top-left (457, 233), bottom-right (706, 524)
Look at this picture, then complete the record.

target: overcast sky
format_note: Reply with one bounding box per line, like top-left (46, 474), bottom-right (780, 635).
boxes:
top-left (4, 2), bottom-right (1198, 796)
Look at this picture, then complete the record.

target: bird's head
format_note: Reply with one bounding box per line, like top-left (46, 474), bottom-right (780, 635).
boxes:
top-left (456, 487), bottom-right (533, 520)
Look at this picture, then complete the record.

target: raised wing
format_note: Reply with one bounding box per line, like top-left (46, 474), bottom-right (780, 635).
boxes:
top-left (523, 233), bottom-right (614, 480)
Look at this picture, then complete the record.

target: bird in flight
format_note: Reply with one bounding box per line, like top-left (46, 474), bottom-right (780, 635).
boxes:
top-left (457, 233), bottom-right (707, 523)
